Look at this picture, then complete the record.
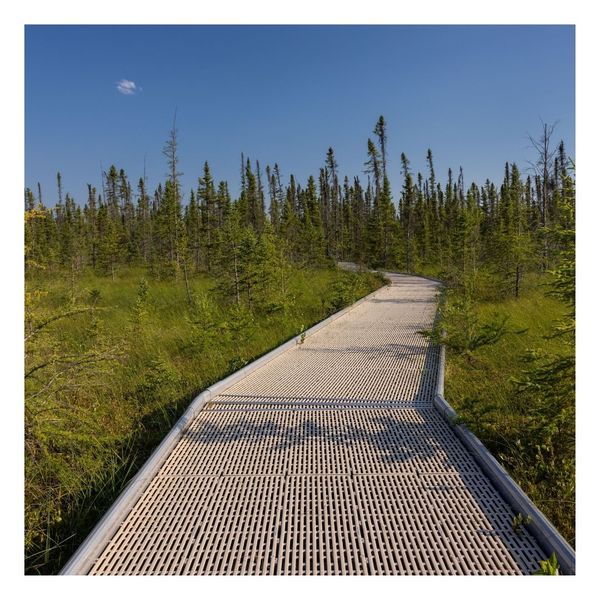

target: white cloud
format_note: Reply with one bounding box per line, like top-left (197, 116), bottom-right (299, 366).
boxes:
top-left (116, 79), bottom-right (139, 95)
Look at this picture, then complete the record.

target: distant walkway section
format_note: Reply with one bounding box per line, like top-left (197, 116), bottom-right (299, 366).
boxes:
top-left (81, 273), bottom-right (545, 574)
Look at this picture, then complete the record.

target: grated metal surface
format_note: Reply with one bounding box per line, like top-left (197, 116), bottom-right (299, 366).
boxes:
top-left (89, 274), bottom-right (545, 575)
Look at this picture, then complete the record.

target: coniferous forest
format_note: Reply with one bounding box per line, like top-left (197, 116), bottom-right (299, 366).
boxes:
top-left (24, 117), bottom-right (575, 573)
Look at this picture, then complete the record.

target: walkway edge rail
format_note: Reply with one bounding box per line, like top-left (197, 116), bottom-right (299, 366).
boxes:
top-left (60, 281), bottom-right (386, 575)
top-left (433, 341), bottom-right (576, 575)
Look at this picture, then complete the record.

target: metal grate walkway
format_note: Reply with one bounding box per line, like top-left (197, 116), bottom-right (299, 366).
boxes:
top-left (87, 274), bottom-right (545, 575)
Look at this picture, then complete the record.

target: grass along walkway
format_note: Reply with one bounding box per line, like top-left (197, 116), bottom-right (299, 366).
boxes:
top-left (442, 274), bottom-right (575, 546)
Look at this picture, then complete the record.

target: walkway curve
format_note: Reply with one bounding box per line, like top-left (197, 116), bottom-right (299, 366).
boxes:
top-left (64, 273), bottom-right (548, 575)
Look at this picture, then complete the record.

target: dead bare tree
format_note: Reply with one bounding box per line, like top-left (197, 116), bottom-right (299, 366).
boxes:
top-left (527, 120), bottom-right (558, 269)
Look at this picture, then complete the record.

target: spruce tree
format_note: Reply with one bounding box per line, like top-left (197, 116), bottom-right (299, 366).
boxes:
top-left (399, 153), bottom-right (417, 272)
top-left (374, 116), bottom-right (388, 179)
top-left (198, 161), bottom-right (218, 272)
top-left (96, 201), bottom-right (119, 279)
top-left (84, 184), bottom-right (98, 269)
top-left (136, 177), bottom-right (153, 265)
top-left (185, 190), bottom-right (202, 272)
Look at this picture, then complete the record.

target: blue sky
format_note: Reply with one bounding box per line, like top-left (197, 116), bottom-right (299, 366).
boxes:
top-left (25, 25), bottom-right (575, 205)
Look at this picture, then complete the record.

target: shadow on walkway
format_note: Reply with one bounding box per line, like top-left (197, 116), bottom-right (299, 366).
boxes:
top-left (176, 332), bottom-right (540, 574)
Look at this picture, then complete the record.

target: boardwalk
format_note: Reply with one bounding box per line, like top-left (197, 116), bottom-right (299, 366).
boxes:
top-left (82, 274), bottom-right (546, 575)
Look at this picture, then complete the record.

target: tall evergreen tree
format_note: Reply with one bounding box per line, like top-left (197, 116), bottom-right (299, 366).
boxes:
top-left (136, 177), bottom-right (153, 265)
top-left (198, 161), bottom-right (218, 272)
top-left (374, 116), bottom-right (388, 179)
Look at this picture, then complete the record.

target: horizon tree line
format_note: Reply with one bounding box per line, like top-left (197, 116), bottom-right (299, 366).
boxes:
top-left (25, 117), bottom-right (574, 302)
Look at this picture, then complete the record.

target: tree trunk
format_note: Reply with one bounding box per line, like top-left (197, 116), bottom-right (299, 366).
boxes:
top-left (182, 260), bottom-right (193, 306)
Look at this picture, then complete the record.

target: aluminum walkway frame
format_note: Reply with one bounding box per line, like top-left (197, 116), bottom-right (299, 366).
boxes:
top-left (62, 273), bottom-right (574, 575)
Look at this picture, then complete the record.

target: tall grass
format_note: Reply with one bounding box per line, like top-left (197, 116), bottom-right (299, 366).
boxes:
top-left (442, 273), bottom-right (575, 545)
